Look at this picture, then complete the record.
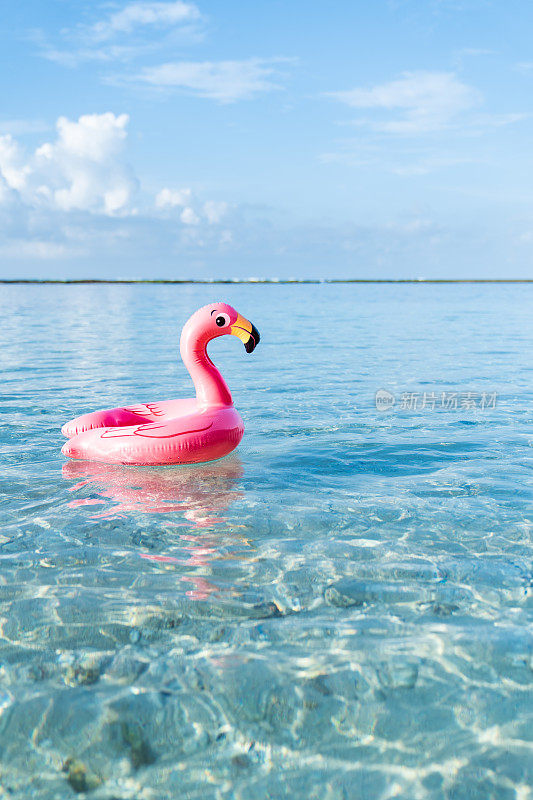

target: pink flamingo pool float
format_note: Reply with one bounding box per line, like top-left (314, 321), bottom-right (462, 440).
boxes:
top-left (61, 303), bottom-right (260, 465)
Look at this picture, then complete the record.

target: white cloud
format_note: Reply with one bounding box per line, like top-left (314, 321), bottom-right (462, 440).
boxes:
top-left (0, 113), bottom-right (136, 215)
top-left (34, 1), bottom-right (203, 67)
top-left (91, 1), bottom-right (200, 41)
top-left (0, 135), bottom-right (31, 192)
top-left (0, 115), bottom-right (229, 230)
top-left (328, 71), bottom-right (481, 133)
top-left (38, 113), bottom-right (128, 161)
top-left (203, 200), bottom-right (228, 224)
top-left (155, 187), bottom-right (192, 207)
top-left (180, 206), bottom-right (200, 225)
top-left (156, 188), bottom-right (229, 224)
top-left (0, 178), bottom-right (9, 205)
top-left (126, 58), bottom-right (289, 102)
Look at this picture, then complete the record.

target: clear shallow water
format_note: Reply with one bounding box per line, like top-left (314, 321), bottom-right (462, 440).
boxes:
top-left (0, 283), bottom-right (531, 799)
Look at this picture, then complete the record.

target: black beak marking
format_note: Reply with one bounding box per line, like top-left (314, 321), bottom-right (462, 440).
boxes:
top-left (245, 323), bottom-right (260, 353)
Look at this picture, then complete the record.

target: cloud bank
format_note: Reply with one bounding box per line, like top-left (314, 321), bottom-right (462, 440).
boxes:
top-left (0, 113), bottom-right (136, 214)
top-left (0, 112), bottom-right (232, 270)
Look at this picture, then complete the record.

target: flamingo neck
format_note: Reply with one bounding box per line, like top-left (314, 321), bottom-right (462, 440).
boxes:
top-left (180, 333), bottom-right (233, 409)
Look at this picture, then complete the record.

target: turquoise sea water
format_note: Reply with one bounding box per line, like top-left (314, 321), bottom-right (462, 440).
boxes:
top-left (0, 283), bottom-right (532, 799)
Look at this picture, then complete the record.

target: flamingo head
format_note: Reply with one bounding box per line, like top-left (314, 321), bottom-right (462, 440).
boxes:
top-left (181, 302), bottom-right (260, 354)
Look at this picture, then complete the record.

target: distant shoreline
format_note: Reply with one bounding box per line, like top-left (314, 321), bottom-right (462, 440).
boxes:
top-left (0, 278), bottom-right (532, 285)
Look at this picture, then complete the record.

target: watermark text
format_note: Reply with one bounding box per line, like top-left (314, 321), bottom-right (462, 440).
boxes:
top-left (375, 389), bottom-right (497, 412)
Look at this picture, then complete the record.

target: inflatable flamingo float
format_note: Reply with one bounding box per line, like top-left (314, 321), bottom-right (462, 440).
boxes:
top-left (61, 303), bottom-right (260, 465)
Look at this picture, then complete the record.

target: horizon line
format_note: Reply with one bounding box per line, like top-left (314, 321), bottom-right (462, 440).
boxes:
top-left (1, 278), bottom-right (532, 285)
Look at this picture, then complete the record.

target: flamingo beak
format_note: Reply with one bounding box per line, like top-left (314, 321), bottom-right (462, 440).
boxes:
top-left (230, 314), bottom-right (260, 353)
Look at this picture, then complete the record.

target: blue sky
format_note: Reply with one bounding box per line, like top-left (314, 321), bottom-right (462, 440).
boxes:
top-left (1, 0), bottom-right (533, 279)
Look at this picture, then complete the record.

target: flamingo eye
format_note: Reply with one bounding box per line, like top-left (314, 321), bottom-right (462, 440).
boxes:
top-left (215, 313), bottom-right (230, 327)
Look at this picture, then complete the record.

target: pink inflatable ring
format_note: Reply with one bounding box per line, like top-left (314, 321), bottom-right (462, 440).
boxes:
top-left (61, 303), bottom-right (260, 465)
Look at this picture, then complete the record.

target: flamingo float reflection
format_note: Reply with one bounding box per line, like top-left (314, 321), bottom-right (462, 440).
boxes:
top-left (63, 455), bottom-right (244, 526)
top-left (62, 456), bottom-right (248, 599)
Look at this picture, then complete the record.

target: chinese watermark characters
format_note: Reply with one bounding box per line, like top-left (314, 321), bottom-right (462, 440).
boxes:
top-left (375, 389), bottom-right (497, 412)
